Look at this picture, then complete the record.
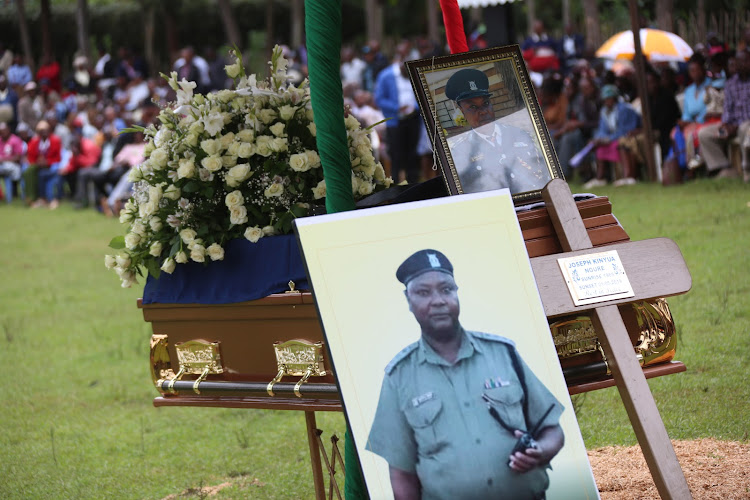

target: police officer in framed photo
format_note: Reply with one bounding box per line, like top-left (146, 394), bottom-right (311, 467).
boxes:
top-left (444, 68), bottom-right (551, 195)
top-left (366, 249), bottom-right (565, 500)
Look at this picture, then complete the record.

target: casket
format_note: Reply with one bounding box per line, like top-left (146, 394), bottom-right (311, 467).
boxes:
top-left (142, 196), bottom-right (684, 408)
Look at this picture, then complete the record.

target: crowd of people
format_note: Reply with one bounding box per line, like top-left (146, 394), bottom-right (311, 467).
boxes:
top-left (1, 25), bottom-right (748, 211)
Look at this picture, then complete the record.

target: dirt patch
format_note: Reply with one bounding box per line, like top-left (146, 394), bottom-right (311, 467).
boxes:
top-left (588, 439), bottom-right (750, 499)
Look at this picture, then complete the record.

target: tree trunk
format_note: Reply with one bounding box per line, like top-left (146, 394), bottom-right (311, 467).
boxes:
top-left (15, 0), bottom-right (34, 71)
top-left (582, 0), bottom-right (601, 51)
top-left (161, 1), bottom-right (180, 62)
top-left (143, 2), bottom-right (156, 74)
top-left (526, 0), bottom-right (536, 36)
top-left (290, 0), bottom-right (303, 49)
top-left (562, 0), bottom-right (570, 32)
top-left (365, 0), bottom-right (383, 43)
top-left (426, 0), bottom-right (439, 43)
top-left (40, 0), bottom-right (53, 62)
top-left (656, 0), bottom-right (674, 32)
top-left (75, 0), bottom-right (90, 60)
top-left (218, 0), bottom-right (243, 49)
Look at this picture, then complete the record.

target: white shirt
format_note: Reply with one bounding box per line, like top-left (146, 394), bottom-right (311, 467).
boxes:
top-left (393, 64), bottom-right (417, 116)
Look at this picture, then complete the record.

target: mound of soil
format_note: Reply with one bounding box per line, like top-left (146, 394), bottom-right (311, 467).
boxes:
top-left (588, 438), bottom-right (750, 499)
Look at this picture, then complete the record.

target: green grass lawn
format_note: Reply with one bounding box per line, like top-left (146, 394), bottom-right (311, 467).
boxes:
top-left (0, 178), bottom-right (748, 499)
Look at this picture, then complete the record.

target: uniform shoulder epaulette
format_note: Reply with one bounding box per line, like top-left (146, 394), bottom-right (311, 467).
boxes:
top-left (385, 341), bottom-right (419, 375)
top-left (469, 330), bottom-right (516, 347)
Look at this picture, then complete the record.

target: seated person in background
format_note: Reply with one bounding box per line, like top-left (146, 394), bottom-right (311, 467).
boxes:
top-left (621, 70), bottom-right (680, 185)
top-left (23, 120), bottom-right (63, 208)
top-left (698, 48), bottom-right (750, 181)
top-left (671, 53), bottom-right (719, 170)
top-left (555, 76), bottom-right (599, 178)
top-left (541, 74), bottom-right (568, 138)
top-left (521, 20), bottom-right (560, 73)
top-left (0, 122), bottom-right (26, 198)
top-left (60, 133), bottom-right (101, 205)
top-left (23, 120), bottom-right (62, 210)
top-left (92, 131), bottom-right (145, 216)
top-left (584, 84), bottom-right (640, 188)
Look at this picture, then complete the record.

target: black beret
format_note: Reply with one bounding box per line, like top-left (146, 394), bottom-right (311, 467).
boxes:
top-left (444, 68), bottom-right (492, 103)
top-left (396, 249), bottom-right (454, 285)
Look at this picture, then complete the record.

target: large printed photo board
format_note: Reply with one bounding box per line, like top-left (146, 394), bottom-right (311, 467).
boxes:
top-left (295, 190), bottom-right (599, 499)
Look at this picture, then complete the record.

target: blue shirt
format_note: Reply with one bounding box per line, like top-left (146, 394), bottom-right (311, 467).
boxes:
top-left (681, 78), bottom-right (712, 123)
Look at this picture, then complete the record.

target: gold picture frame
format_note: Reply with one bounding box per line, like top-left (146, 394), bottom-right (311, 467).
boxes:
top-left (406, 45), bottom-right (564, 205)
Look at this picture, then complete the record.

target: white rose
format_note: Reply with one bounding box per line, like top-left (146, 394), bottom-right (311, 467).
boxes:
top-left (201, 155), bottom-right (223, 172)
top-left (190, 244), bottom-right (206, 263)
top-left (120, 271), bottom-right (138, 288)
top-left (238, 142), bottom-right (255, 158)
top-left (219, 132), bottom-right (235, 149)
top-left (207, 243), bottom-right (225, 261)
top-left (226, 164), bottom-right (251, 187)
top-left (289, 153), bottom-right (310, 172)
top-left (345, 114), bottom-right (360, 131)
top-left (189, 121), bottom-right (204, 135)
top-left (258, 109), bottom-right (277, 124)
top-left (115, 254), bottom-right (131, 268)
top-left (217, 89), bottom-right (234, 103)
top-left (264, 183), bottom-right (284, 198)
top-left (225, 62), bottom-right (241, 79)
top-left (307, 123), bottom-right (316, 137)
top-left (312, 179), bottom-right (326, 199)
top-left (124, 232), bottom-right (141, 250)
top-left (222, 155), bottom-right (238, 168)
top-left (185, 133), bottom-right (199, 147)
top-left (225, 190), bottom-right (244, 208)
top-left (269, 122), bottom-right (286, 137)
top-left (244, 226), bottom-right (263, 243)
top-left (149, 241), bottom-right (163, 257)
top-left (104, 255), bottom-right (116, 270)
top-left (139, 200), bottom-right (158, 219)
top-left (201, 139), bottom-right (221, 156)
top-left (119, 208), bottom-right (134, 224)
top-left (154, 128), bottom-right (172, 148)
top-left (358, 180), bottom-right (374, 196)
top-left (160, 257), bottom-right (176, 274)
top-left (177, 158), bottom-right (196, 179)
top-left (143, 141), bottom-right (155, 156)
top-left (374, 163), bottom-right (386, 181)
top-left (237, 129), bottom-right (254, 142)
top-left (150, 148), bottom-right (169, 169)
top-left (127, 167), bottom-right (143, 182)
top-left (164, 185), bottom-right (181, 200)
top-left (279, 104), bottom-right (297, 121)
top-left (229, 205), bottom-right (248, 225)
top-left (262, 225), bottom-right (277, 236)
top-left (227, 142), bottom-right (241, 156)
top-left (305, 150), bottom-right (321, 169)
top-left (180, 228), bottom-right (197, 244)
top-left (270, 137), bottom-right (288, 153)
top-left (255, 136), bottom-right (273, 157)
top-left (149, 217), bottom-right (163, 232)
top-left (175, 250), bottom-right (188, 264)
top-left (355, 143), bottom-right (372, 159)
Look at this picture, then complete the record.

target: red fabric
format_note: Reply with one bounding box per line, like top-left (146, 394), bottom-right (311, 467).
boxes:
top-left (439, 0), bottom-right (469, 54)
top-left (36, 61), bottom-right (62, 94)
top-left (62, 138), bottom-right (101, 174)
top-left (26, 134), bottom-right (62, 166)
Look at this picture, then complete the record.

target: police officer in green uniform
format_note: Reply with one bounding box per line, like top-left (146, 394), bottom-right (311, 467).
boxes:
top-left (366, 250), bottom-right (564, 500)
top-left (445, 68), bottom-right (551, 195)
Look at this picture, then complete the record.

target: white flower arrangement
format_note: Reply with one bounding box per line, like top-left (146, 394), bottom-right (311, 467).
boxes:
top-left (107, 46), bottom-right (392, 288)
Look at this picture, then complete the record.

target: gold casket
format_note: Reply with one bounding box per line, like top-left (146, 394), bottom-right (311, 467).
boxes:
top-left (143, 196), bottom-right (684, 408)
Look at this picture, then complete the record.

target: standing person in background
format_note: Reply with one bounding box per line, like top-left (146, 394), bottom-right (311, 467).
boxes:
top-left (698, 48), bottom-right (750, 182)
top-left (340, 46), bottom-right (367, 89)
top-left (23, 120), bottom-right (63, 209)
top-left (560, 25), bottom-right (585, 74)
top-left (361, 41), bottom-right (389, 93)
top-left (0, 43), bottom-right (12, 75)
top-left (374, 43), bottom-right (422, 184)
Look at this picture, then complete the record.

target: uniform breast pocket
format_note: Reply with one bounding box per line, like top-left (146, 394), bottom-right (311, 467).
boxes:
top-left (484, 384), bottom-right (526, 431)
top-left (404, 398), bottom-right (445, 457)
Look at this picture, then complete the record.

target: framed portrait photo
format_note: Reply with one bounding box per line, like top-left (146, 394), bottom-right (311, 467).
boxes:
top-left (406, 45), bottom-right (564, 205)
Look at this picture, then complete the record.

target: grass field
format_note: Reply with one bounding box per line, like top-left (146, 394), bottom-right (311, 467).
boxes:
top-left (0, 178), bottom-right (748, 499)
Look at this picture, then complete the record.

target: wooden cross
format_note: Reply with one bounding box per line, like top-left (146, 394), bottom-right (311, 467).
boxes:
top-left (531, 179), bottom-right (692, 499)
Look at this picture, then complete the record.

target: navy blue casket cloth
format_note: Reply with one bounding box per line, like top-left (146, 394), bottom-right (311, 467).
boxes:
top-left (142, 234), bottom-right (309, 305)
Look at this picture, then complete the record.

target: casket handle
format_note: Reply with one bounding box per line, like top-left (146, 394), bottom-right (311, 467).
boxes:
top-left (294, 366), bottom-right (314, 398)
top-left (267, 367), bottom-right (286, 396)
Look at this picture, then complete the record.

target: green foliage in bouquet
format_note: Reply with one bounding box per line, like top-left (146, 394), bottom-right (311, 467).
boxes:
top-left (106, 46), bottom-right (393, 287)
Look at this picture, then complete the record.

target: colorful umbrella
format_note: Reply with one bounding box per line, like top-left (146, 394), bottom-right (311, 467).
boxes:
top-left (596, 29), bottom-right (693, 62)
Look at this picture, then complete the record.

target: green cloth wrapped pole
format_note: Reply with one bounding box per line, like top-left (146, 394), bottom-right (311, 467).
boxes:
top-left (305, 0), bottom-right (356, 215)
top-left (305, 1), bottom-right (365, 498)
